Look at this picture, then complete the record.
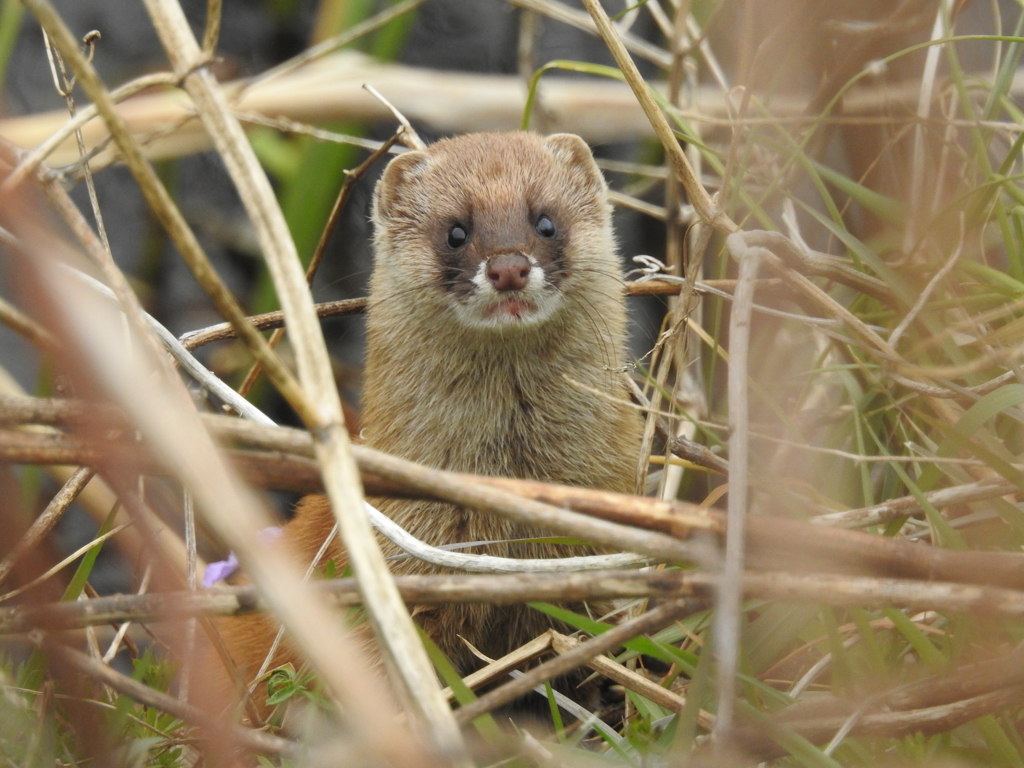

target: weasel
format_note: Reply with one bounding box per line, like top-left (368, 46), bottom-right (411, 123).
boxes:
top-left (216, 131), bottom-right (642, 706)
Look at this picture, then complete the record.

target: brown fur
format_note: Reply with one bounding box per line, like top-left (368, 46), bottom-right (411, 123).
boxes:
top-left (216, 132), bottom-right (642, 709)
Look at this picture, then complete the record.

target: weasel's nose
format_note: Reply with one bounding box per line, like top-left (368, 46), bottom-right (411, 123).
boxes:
top-left (486, 254), bottom-right (531, 292)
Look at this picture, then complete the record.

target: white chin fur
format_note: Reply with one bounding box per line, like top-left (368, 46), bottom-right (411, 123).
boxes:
top-left (451, 262), bottom-right (562, 330)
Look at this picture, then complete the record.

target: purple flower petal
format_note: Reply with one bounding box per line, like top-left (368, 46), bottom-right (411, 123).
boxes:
top-left (201, 528), bottom-right (283, 587)
top-left (202, 552), bottom-right (239, 587)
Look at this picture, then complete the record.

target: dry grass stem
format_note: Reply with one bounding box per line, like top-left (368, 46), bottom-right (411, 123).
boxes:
top-left (454, 600), bottom-right (693, 723)
top-left (713, 232), bottom-right (762, 743)
top-left (580, 0), bottom-right (731, 233)
top-left (0, 294), bottom-right (60, 354)
top-left (0, 467), bottom-right (95, 585)
top-left (0, 523), bottom-right (129, 604)
top-left (549, 631), bottom-right (717, 729)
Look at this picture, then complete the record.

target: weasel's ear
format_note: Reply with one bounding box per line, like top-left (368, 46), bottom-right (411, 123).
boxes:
top-left (373, 150), bottom-right (430, 220)
top-left (544, 133), bottom-right (605, 194)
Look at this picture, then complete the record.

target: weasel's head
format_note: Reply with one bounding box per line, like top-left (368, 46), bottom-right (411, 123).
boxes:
top-left (371, 132), bottom-right (616, 332)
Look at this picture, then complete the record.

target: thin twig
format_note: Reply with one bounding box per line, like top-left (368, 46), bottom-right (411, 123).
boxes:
top-left (761, 249), bottom-right (901, 361)
top-left (741, 230), bottom-right (894, 304)
top-left (179, 298), bottom-right (367, 350)
top-left (52, 257), bottom-right (275, 426)
top-left (235, 132), bottom-right (400, 398)
top-left (1, 72), bottom-right (180, 195)
top-left (509, 0), bottom-right (672, 68)
top-left (42, 29), bottom-right (114, 261)
top-left (103, 564), bottom-right (150, 664)
top-left (812, 477), bottom-right (1016, 528)
top-left (735, 686), bottom-right (1024, 759)
top-left (550, 630), bottom-right (716, 730)
top-left (362, 84), bottom-right (426, 149)
top-left (243, 0), bottom-right (428, 91)
top-left (444, 632), bottom-right (554, 701)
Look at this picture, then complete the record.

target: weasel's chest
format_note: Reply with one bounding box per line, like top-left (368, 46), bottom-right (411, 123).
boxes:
top-left (364, 349), bottom-right (636, 491)
top-left (419, 373), bottom-right (595, 480)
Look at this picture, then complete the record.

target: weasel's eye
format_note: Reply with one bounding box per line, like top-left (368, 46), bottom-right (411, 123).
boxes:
top-left (535, 214), bottom-right (557, 239)
top-left (446, 224), bottom-right (468, 249)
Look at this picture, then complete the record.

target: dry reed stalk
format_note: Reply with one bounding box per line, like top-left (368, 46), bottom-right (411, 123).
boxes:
top-left (5, 159), bottom-right (424, 768)
top-left (0, 53), bottom-right (968, 167)
top-left (0, 55), bottom-right (648, 165)
top-left (713, 232), bottom-right (762, 743)
top-left (6, 416), bottom-right (1024, 593)
top-left (140, 0), bottom-right (472, 755)
top-left (9, 570), bottom-right (1024, 634)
